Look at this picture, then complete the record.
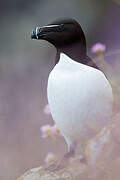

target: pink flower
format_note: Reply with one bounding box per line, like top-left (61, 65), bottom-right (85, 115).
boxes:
top-left (43, 104), bottom-right (51, 115)
top-left (40, 124), bottom-right (62, 139)
top-left (51, 124), bottom-right (61, 136)
top-left (91, 43), bottom-right (106, 54)
top-left (44, 152), bottom-right (57, 164)
top-left (40, 124), bottom-right (52, 138)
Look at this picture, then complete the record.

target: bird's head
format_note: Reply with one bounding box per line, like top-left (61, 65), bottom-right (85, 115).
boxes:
top-left (31, 18), bottom-right (86, 56)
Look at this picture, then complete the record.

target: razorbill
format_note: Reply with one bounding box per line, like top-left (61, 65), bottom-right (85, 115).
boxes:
top-left (31, 18), bottom-right (113, 169)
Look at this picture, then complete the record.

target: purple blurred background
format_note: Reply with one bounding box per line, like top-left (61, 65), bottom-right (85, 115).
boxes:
top-left (0, 0), bottom-right (120, 179)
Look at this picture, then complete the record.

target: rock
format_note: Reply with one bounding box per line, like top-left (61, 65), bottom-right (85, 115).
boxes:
top-left (17, 158), bottom-right (87, 180)
top-left (17, 113), bottom-right (120, 180)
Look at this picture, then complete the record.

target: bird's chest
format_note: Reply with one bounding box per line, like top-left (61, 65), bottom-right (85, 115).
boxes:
top-left (47, 62), bottom-right (100, 112)
top-left (47, 64), bottom-right (99, 126)
top-left (47, 67), bottom-right (86, 114)
top-left (47, 60), bottom-right (113, 141)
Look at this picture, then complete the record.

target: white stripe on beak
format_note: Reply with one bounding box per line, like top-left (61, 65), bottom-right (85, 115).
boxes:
top-left (42, 25), bottom-right (60, 28)
top-left (36, 27), bottom-right (39, 39)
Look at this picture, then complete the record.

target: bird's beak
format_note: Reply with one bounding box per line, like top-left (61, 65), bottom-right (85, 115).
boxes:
top-left (31, 24), bottom-right (64, 40)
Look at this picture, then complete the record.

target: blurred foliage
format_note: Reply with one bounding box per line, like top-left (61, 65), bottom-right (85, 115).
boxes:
top-left (112, 0), bottom-right (120, 5)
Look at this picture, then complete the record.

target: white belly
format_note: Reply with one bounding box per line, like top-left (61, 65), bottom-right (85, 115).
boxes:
top-left (47, 53), bottom-right (113, 145)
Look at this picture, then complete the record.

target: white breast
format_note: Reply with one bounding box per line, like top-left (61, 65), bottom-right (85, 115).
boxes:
top-left (47, 53), bottom-right (113, 146)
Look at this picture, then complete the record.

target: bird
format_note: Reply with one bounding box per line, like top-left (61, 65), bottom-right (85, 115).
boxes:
top-left (31, 18), bottom-right (113, 170)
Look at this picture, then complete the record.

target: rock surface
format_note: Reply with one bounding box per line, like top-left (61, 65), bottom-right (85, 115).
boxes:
top-left (17, 159), bottom-right (86, 180)
top-left (17, 113), bottom-right (120, 180)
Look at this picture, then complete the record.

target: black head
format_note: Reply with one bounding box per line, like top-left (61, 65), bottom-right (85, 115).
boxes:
top-left (31, 18), bottom-right (98, 69)
top-left (31, 18), bottom-right (86, 51)
top-left (31, 18), bottom-right (86, 53)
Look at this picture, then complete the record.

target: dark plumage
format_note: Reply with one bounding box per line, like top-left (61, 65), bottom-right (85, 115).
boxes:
top-left (31, 18), bottom-right (98, 69)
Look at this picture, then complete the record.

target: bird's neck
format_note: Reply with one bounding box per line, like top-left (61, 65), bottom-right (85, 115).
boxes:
top-left (55, 43), bottom-right (99, 69)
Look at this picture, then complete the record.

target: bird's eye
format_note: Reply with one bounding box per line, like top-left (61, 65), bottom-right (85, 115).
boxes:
top-left (58, 24), bottom-right (64, 31)
top-left (60, 24), bottom-right (64, 29)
